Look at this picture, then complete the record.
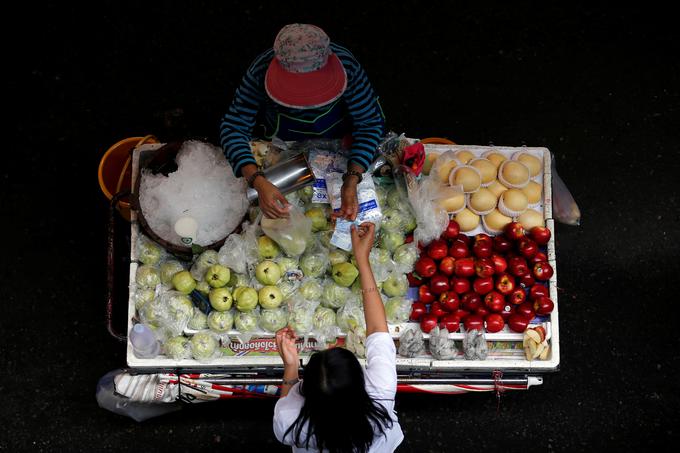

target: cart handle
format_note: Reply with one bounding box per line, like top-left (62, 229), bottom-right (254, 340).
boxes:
top-left (106, 190), bottom-right (129, 342)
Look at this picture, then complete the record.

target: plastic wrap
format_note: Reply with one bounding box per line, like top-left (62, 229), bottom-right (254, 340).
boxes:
top-left (259, 307), bottom-right (289, 333)
top-left (218, 232), bottom-right (249, 275)
top-left (407, 177), bottom-right (454, 246)
top-left (133, 287), bottom-right (156, 311)
top-left (159, 260), bottom-right (185, 286)
top-left (190, 330), bottom-right (221, 362)
top-left (162, 336), bottom-right (192, 360)
top-left (135, 265), bottom-right (161, 289)
top-left (345, 326), bottom-right (367, 358)
top-left (392, 242), bottom-right (418, 275)
top-left (551, 154), bottom-right (581, 226)
top-left (398, 327), bottom-right (426, 358)
top-left (287, 294), bottom-right (321, 336)
top-left (187, 307), bottom-right (208, 330)
top-left (299, 239), bottom-right (330, 278)
top-left (234, 310), bottom-right (260, 343)
top-left (463, 329), bottom-right (489, 360)
top-left (321, 279), bottom-right (352, 309)
top-left (261, 205), bottom-right (313, 256)
top-left (298, 278), bottom-right (323, 301)
top-left (190, 250), bottom-right (219, 281)
top-left (136, 235), bottom-right (165, 266)
top-left (307, 145), bottom-right (348, 203)
top-left (336, 296), bottom-right (365, 331)
top-left (368, 248), bottom-right (395, 283)
top-left (207, 310), bottom-right (234, 333)
top-left (428, 327), bottom-right (458, 360)
top-left (384, 297), bottom-right (412, 324)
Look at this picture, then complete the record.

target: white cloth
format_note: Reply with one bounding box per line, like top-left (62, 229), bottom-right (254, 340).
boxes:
top-left (273, 332), bottom-right (404, 452)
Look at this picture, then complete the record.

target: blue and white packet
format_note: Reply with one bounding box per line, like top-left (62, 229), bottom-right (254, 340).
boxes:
top-left (326, 173), bottom-right (383, 251)
top-left (309, 149), bottom-right (347, 204)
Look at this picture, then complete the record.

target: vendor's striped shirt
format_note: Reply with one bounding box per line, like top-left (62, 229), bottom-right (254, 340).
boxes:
top-left (220, 43), bottom-right (385, 176)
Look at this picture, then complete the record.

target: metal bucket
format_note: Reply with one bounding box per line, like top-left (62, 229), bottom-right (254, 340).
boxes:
top-left (246, 153), bottom-right (315, 203)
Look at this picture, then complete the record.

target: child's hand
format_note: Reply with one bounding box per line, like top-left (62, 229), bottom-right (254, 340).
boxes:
top-left (275, 327), bottom-right (299, 367)
top-left (350, 222), bottom-right (375, 263)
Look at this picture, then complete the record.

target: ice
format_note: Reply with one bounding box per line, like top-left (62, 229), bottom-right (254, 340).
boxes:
top-left (139, 140), bottom-right (249, 247)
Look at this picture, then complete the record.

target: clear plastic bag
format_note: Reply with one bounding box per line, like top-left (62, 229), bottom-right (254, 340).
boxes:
top-left (428, 327), bottom-right (458, 360)
top-left (398, 327), bottom-right (426, 358)
top-left (287, 294), bottom-right (320, 337)
top-left (463, 329), bottom-right (489, 360)
top-left (321, 278), bottom-right (352, 310)
top-left (190, 330), bottom-right (222, 362)
top-left (299, 238), bottom-right (330, 279)
top-left (261, 205), bottom-right (312, 257)
top-left (190, 250), bottom-right (219, 281)
top-left (551, 154), bottom-right (581, 226)
top-left (136, 235), bottom-right (166, 266)
top-left (384, 297), bottom-right (412, 324)
top-left (336, 296), bottom-right (366, 332)
top-left (407, 177), bottom-right (455, 246)
top-left (345, 325), bottom-right (367, 358)
top-left (259, 307), bottom-right (289, 333)
top-left (218, 232), bottom-right (249, 275)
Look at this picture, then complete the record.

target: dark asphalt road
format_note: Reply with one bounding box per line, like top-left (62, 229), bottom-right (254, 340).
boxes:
top-left (3, 2), bottom-right (679, 452)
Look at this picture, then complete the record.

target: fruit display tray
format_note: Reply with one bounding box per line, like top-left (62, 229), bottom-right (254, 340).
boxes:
top-left (126, 143), bottom-right (560, 374)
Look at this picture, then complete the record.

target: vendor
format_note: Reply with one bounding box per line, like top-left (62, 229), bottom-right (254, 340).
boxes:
top-left (220, 23), bottom-right (385, 220)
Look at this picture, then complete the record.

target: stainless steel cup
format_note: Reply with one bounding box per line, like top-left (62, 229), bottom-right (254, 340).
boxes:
top-left (246, 153), bottom-right (315, 203)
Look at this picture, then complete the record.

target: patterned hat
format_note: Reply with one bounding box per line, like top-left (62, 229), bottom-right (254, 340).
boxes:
top-left (265, 24), bottom-right (347, 109)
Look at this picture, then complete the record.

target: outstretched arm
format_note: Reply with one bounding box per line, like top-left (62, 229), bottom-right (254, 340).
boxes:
top-left (351, 223), bottom-right (388, 336)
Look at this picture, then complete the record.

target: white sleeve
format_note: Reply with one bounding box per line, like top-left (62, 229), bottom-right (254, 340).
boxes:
top-left (364, 332), bottom-right (397, 399)
top-left (272, 382), bottom-right (304, 445)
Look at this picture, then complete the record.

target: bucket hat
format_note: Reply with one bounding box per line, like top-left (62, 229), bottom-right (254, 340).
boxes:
top-left (265, 24), bottom-right (347, 109)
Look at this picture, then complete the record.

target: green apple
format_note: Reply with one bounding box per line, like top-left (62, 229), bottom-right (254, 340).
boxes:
top-left (305, 207), bottom-right (328, 232)
top-left (234, 287), bottom-right (258, 312)
top-left (259, 285), bottom-right (283, 309)
top-left (190, 331), bottom-right (218, 360)
top-left (380, 231), bottom-right (405, 252)
top-left (331, 262), bottom-right (359, 287)
top-left (329, 250), bottom-right (349, 266)
top-left (382, 273), bottom-right (408, 297)
top-left (160, 260), bottom-right (184, 285)
top-left (255, 260), bottom-right (281, 285)
top-left (205, 264), bottom-right (231, 288)
top-left (258, 236), bottom-right (281, 260)
top-left (136, 265), bottom-right (161, 289)
top-left (207, 310), bottom-right (234, 333)
top-left (195, 280), bottom-right (211, 296)
top-left (172, 270), bottom-right (196, 294)
top-left (138, 238), bottom-right (162, 266)
top-left (209, 287), bottom-right (233, 312)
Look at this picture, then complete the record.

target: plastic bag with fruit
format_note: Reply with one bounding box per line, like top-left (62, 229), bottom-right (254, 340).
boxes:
top-left (428, 326), bottom-right (458, 360)
top-left (298, 237), bottom-right (330, 279)
top-left (407, 177), bottom-right (451, 246)
top-left (287, 293), bottom-right (320, 339)
top-left (384, 297), bottom-right (413, 324)
top-left (551, 154), bottom-right (581, 226)
top-left (345, 325), bottom-right (367, 358)
top-left (218, 232), bottom-right (249, 275)
top-left (398, 326), bottom-right (425, 358)
top-left (261, 205), bottom-right (313, 257)
top-left (463, 329), bottom-right (488, 360)
top-left (233, 309), bottom-right (261, 344)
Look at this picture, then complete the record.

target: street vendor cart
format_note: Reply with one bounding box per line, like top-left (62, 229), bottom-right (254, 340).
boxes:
top-left (101, 136), bottom-right (559, 413)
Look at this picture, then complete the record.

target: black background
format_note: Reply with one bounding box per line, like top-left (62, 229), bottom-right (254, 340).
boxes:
top-left (3, 1), bottom-right (679, 451)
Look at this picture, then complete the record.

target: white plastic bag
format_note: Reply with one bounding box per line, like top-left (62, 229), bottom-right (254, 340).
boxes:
top-left (261, 206), bottom-right (312, 256)
top-left (551, 154), bottom-right (581, 226)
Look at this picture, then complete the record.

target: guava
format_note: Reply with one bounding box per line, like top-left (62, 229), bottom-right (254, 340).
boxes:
top-left (316, 230), bottom-right (334, 249)
top-left (256, 260), bottom-right (281, 285)
top-left (134, 288), bottom-right (156, 311)
top-left (329, 250), bottom-right (349, 266)
top-left (209, 287), bottom-right (233, 311)
top-left (205, 264), bottom-right (231, 288)
top-left (234, 287), bottom-right (258, 312)
top-left (163, 336), bottom-right (190, 360)
top-left (234, 311), bottom-right (259, 332)
top-left (300, 252), bottom-right (327, 278)
top-left (136, 265), bottom-right (160, 289)
top-left (380, 231), bottom-right (405, 252)
top-left (160, 260), bottom-right (185, 285)
top-left (331, 262), bottom-right (359, 287)
top-left (277, 257), bottom-right (300, 275)
top-left (382, 273), bottom-right (409, 297)
top-left (138, 237), bottom-right (162, 266)
top-left (297, 186), bottom-right (313, 203)
top-left (305, 207), bottom-right (328, 232)
top-left (288, 307), bottom-right (314, 334)
top-left (208, 310), bottom-right (234, 333)
top-left (384, 297), bottom-right (411, 324)
top-left (299, 279), bottom-right (323, 301)
top-left (258, 236), bottom-right (281, 260)
top-left (259, 308), bottom-right (287, 332)
top-left (313, 306), bottom-right (337, 329)
top-left (381, 208), bottom-right (405, 232)
top-left (172, 270), bottom-right (197, 294)
top-left (393, 243), bottom-right (417, 269)
top-left (190, 250), bottom-right (219, 281)
top-left (258, 285), bottom-right (283, 309)
top-left (188, 308), bottom-right (208, 330)
top-left (322, 281), bottom-right (351, 309)
top-left (190, 331), bottom-right (219, 361)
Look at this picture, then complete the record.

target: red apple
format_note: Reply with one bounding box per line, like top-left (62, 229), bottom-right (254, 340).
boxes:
top-left (518, 274), bottom-right (536, 288)
top-left (409, 302), bottom-right (427, 321)
top-left (516, 301), bottom-right (536, 320)
top-left (490, 254), bottom-right (508, 274)
top-left (504, 222), bottom-right (525, 241)
top-left (472, 276), bottom-right (494, 295)
top-left (508, 287), bottom-right (526, 305)
top-left (430, 301), bottom-right (448, 318)
top-left (415, 256), bottom-right (437, 278)
top-left (439, 291), bottom-right (460, 312)
top-left (472, 240), bottom-right (493, 259)
top-left (493, 235), bottom-right (513, 253)
top-left (508, 313), bottom-right (530, 333)
top-left (420, 314), bottom-right (439, 333)
top-left (461, 292), bottom-right (482, 312)
top-left (405, 233), bottom-right (414, 244)
top-left (448, 240), bottom-right (470, 259)
top-left (464, 314), bottom-right (484, 332)
top-left (508, 256), bottom-right (529, 277)
top-left (442, 219), bottom-right (460, 240)
top-left (440, 314), bottom-right (460, 332)
top-left (475, 306), bottom-right (490, 318)
top-left (532, 262), bottom-right (554, 281)
top-left (484, 291), bottom-right (505, 313)
top-left (517, 238), bottom-right (538, 259)
top-left (474, 258), bottom-right (495, 278)
top-left (500, 304), bottom-right (514, 321)
top-left (429, 274), bottom-right (450, 295)
top-left (529, 284), bottom-right (549, 301)
top-left (475, 233), bottom-right (492, 244)
top-left (530, 251), bottom-right (548, 264)
top-left (418, 284), bottom-right (436, 304)
top-left (453, 309), bottom-right (470, 322)
top-left (438, 256), bottom-right (456, 276)
top-left (406, 272), bottom-right (422, 287)
top-left (529, 226), bottom-right (551, 245)
top-left (427, 239), bottom-right (449, 261)
top-left (450, 277), bottom-right (471, 294)
top-left (494, 273), bottom-right (515, 295)
top-left (485, 313), bottom-right (505, 333)
top-left (453, 257), bottom-right (476, 278)
top-left (456, 234), bottom-right (471, 246)
top-left (534, 297), bottom-right (555, 315)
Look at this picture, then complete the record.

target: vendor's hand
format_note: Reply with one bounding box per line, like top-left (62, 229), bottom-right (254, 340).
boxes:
top-left (350, 222), bottom-right (375, 263)
top-left (275, 327), bottom-right (299, 367)
top-left (333, 180), bottom-right (359, 221)
top-left (254, 178), bottom-right (289, 219)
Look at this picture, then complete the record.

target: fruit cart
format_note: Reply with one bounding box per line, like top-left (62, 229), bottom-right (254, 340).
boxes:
top-left (108, 139), bottom-right (559, 404)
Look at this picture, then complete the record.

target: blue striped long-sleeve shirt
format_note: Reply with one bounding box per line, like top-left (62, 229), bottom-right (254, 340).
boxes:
top-left (220, 43), bottom-right (385, 176)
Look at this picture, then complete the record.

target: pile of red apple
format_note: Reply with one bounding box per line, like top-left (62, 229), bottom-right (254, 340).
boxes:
top-left (408, 220), bottom-right (555, 335)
